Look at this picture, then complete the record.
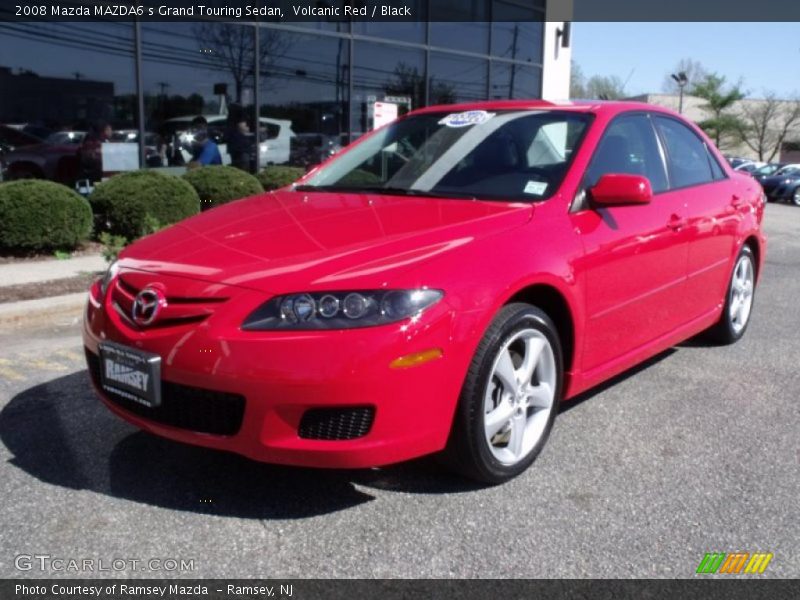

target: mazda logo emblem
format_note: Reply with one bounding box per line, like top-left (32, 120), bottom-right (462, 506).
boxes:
top-left (132, 288), bottom-right (166, 326)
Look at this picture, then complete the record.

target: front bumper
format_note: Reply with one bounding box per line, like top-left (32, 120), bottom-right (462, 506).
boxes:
top-left (82, 276), bottom-right (468, 469)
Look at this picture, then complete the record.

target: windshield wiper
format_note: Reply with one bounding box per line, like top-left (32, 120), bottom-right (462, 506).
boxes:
top-left (294, 184), bottom-right (478, 200)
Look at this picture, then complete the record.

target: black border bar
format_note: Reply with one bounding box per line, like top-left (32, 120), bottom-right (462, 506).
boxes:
top-left (3, 579), bottom-right (800, 600)
top-left (3, 0), bottom-right (800, 22)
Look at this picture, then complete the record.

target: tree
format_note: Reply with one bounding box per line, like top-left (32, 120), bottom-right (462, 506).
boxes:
top-left (384, 63), bottom-right (425, 108)
top-left (661, 59), bottom-right (709, 94)
top-left (585, 75), bottom-right (626, 100)
top-left (691, 74), bottom-right (745, 149)
top-left (194, 23), bottom-right (292, 104)
top-left (735, 93), bottom-right (800, 162)
top-left (569, 61), bottom-right (626, 100)
top-left (570, 61), bottom-right (586, 98)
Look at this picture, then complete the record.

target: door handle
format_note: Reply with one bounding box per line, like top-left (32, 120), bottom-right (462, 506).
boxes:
top-left (667, 214), bottom-right (686, 231)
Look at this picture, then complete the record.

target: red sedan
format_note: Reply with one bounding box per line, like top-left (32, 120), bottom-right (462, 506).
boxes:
top-left (84, 101), bottom-right (765, 483)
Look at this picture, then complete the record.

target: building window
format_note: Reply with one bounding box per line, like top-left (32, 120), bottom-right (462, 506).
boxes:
top-left (429, 53), bottom-right (489, 104)
top-left (491, 62), bottom-right (542, 100)
top-left (491, 1), bottom-right (544, 65)
top-left (352, 41), bottom-right (425, 140)
top-left (260, 29), bottom-right (349, 167)
top-left (0, 21), bottom-right (135, 184)
top-left (430, 1), bottom-right (490, 55)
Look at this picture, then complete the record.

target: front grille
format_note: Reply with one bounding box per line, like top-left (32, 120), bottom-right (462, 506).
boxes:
top-left (86, 350), bottom-right (245, 436)
top-left (298, 407), bottom-right (375, 440)
top-left (111, 275), bottom-right (226, 329)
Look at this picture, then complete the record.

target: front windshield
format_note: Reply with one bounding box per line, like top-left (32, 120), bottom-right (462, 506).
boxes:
top-left (299, 110), bottom-right (591, 201)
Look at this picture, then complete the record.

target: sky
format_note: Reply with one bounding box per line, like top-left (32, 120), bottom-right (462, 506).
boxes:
top-left (572, 22), bottom-right (800, 99)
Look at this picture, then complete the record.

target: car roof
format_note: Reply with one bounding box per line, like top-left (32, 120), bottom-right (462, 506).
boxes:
top-left (409, 99), bottom-right (680, 118)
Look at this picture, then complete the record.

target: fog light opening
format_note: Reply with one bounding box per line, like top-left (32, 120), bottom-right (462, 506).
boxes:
top-left (389, 348), bottom-right (443, 369)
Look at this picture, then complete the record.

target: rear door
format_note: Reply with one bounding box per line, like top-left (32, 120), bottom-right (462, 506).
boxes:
top-left (571, 113), bottom-right (690, 375)
top-left (653, 116), bottom-right (739, 319)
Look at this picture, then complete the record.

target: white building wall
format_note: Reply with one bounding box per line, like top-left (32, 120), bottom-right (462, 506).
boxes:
top-left (541, 0), bottom-right (573, 101)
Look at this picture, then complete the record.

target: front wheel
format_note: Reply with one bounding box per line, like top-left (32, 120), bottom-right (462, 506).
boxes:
top-left (792, 188), bottom-right (800, 207)
top-left (707, 245), bottom-right (756, 344)
top-left (443, 303), bottom-right (562, 484)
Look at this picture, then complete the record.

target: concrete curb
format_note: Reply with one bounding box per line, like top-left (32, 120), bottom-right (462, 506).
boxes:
top-left (0, 292), bottom-right (87, 331)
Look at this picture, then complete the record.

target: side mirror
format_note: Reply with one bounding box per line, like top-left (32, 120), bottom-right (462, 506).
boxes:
top-left (590, 174), bottom-right (653, 206)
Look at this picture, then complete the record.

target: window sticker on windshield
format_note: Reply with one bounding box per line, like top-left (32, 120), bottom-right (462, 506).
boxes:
top-left (524, 181), bottom-right (548, 195)
top-left (438, 110), bottom-right (496, 128)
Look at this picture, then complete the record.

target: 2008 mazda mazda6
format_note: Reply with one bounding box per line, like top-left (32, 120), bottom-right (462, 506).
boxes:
top-left (84, 100), bottom-right (766, 483)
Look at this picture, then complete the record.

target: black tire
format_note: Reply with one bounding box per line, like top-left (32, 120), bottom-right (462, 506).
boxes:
top-left (792, 188), bottom-right (800, 207)
top-left (706, 245), bottom-right (756, 344)
top-left (442, 303), bottom-right (563, 484)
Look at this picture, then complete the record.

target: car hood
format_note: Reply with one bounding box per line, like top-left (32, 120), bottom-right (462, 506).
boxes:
top-left (120, 190), bottom-right (532, 293)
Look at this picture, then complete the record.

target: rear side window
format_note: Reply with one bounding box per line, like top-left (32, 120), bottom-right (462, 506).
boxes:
top-left (584, 114), bottom-right (668, 193)
top-left (708, 150), bottom-right (727, 180)
top-left (654, 117), bottom-right (715, 188)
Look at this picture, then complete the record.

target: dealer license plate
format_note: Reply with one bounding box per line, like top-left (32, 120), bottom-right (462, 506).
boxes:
top-left (98, 341), bottom-right (161, 407)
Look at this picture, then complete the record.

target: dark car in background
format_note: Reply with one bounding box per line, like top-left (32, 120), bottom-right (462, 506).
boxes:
top-left (0, 125), bottom-right (42, 180)
top-left (0, 125), bottom-right (41, 153)
top-left (751, 163), bottom-right (785, 183)
top-left (759, 165), bottom-right (800, 205)
top-left (0, 130), bottom-right (85, 184)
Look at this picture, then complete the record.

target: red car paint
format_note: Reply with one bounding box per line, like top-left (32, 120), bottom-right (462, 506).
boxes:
top-left (83, 100), bottom-right (766, 468)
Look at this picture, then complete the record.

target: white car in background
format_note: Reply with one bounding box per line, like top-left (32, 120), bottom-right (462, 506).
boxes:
top-left (164, 115), bottom-right (294, 167)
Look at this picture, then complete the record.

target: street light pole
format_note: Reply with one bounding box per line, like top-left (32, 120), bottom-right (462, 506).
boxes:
top-left (671, 71), bottom-right (688, 114)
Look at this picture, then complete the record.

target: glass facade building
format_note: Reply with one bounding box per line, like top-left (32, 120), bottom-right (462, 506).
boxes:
top-left (0, 1), bottom-right (547, 181)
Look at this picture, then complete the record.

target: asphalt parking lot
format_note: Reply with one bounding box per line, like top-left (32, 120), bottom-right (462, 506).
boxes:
top-left (0, 204), bottom-right (798, 579)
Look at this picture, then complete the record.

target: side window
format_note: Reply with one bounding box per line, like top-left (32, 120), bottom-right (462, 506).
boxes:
top-left (654, 117), bottom-right (715, 188)
top-left (707, 148), bottom-right (727, 180)
top-left (584, 114), bottom-right (668, 193)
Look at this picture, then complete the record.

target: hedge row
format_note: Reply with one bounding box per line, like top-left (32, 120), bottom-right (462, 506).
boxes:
top-left (0, 166), bottom-right (300, 252)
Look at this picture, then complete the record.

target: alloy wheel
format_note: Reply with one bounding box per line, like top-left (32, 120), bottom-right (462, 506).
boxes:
top-left (483, 328), bottom-right (557, 466)
top-left (729, 253), bottom-right (754, 335)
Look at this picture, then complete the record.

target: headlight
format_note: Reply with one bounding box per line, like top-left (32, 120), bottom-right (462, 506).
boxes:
top-left (242, 289), bottom-right (444, 330)
top-left (99, 260), bottom-right (119, 297)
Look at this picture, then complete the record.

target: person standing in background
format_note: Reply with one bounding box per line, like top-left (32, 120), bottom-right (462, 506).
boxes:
top-left (188, 116), bottom-right (222, 167)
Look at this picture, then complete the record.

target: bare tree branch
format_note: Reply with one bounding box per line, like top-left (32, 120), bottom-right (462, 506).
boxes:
top-left (736, 94), bottom-right (800, 162)
top-left (194, 24), bottom-right (292, 104)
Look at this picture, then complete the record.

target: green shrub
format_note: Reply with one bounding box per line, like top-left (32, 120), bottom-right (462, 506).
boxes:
top-left (90, 170), bottom-right (200, 239)
top-left (337, 168), bottom-right (382, 186)
top-left (257, 165), bottom-right (305, 191)
top-left (0, 180), bottom-right (92, 251)
top-left (183, 165), bottom-right (263, 210)
top-left (99, 232), bottom-right (128, 263)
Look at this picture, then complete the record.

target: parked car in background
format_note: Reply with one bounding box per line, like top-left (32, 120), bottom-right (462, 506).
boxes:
top-left (84, 100), bottom-right (765, 484)
top-left (289, 133), bottom-right (341, 168)
top-left (0, 130), bottom-right (86, 184)
top-left (734, 161), bottom-right (766, 174)
top-left (0, 124), bottom-right (41, 153)
top-left (759, 165), bottom-right (800, 205)
top-left (726, 156), bottom-right (751, 169)
top-left (6, 122), bottom-right (53, 140)
top-left (751, 163), bottom-right (785, 182)
top-left (163, 115), bottom-right (294, 167)
top-left (0, 125), bottom-right (41, 180)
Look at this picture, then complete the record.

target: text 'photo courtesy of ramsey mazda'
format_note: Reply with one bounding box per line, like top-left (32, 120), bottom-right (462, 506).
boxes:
top-left (84, 100), bottom-right (765, 484)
